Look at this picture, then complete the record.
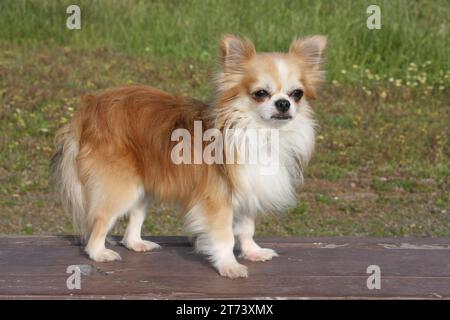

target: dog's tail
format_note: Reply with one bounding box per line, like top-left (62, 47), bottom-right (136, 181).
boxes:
top-left (50, 122), bottom-right (88, 243)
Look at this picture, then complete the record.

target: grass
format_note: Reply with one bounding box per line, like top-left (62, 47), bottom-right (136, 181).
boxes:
top-left (0, 1), bottom-right (449, 237)
top-left (1, 0), bottom-right (450, 87)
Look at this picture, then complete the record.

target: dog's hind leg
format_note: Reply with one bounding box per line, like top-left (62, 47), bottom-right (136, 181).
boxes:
top-left (83, 170), bottom-right (144, 262)
top-left (121, 197), bottom-right (161, 252)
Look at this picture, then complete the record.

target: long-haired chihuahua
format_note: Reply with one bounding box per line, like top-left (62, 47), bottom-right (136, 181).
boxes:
top-left (51, 34), bottom-right (327, 278)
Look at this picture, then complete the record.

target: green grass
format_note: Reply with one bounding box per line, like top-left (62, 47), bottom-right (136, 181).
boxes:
top-left (0, 1), bottom-right (449, 237)
top-left (0, 0), bottom-right (449, 88)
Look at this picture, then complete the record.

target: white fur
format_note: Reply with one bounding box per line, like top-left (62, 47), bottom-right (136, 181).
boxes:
top-left (121, 197), bottom-right (161, 252)
top-left (234, 215), bottom-right (278, 261)
top-left (231, 103), bottom-right (315, 218)
top-left (50, 126), bottom-right (87, 240)
top-left (275, 58), bottom-right (290, 88)
top-left (184, 203), bottom-right (248, 278)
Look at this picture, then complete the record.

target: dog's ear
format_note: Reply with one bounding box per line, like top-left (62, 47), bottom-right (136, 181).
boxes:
top-left (289, 35), bottom-right (327, 67)
top-left (289, 35), bottom-right (327, 99)
top-left (219, 34), bottom-right (256, 70)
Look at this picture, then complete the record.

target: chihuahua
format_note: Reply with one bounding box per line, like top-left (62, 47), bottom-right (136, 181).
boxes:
top-left (51, 34), bottom-right (327, 278)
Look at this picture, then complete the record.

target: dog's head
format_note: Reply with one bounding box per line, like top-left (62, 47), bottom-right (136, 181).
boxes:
top-left (215, 34), bottom-right (327, 128)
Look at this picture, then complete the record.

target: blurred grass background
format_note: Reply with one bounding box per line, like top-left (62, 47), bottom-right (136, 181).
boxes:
top-left (1, 0), bottom-right (449, 85)
top-left (0, 0), bottom-right (449, 237)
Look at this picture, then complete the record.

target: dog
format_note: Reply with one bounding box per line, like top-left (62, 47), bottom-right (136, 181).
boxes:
top-left (51, 34), bottom-right (327, 278)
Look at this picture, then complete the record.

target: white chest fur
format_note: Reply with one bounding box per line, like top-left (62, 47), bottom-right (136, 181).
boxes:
top-left (232, 163), bottom-right (297, 215)
top-left (231, 113), bottom-right (315, 216)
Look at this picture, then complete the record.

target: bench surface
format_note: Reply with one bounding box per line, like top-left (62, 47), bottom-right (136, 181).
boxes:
top-left (1, 236), bottom-right (450, 299)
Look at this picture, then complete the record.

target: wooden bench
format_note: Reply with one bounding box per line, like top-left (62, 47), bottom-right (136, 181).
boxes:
top-left (1, 236), bottom-right (449, 299)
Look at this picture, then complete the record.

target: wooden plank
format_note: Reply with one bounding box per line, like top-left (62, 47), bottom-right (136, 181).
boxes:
top-left (0, 236), bottom-right (449, 299)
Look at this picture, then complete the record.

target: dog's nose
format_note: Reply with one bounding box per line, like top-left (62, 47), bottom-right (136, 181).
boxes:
top-left (275, 99), bottom-right (290, 113)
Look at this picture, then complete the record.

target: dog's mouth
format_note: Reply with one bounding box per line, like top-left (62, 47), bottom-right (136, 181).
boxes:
top-left (270, 114), bottom-right (292, 120)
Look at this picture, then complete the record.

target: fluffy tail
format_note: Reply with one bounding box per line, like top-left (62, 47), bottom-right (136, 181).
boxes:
top-left (50, 124), bottom-right (88, 243)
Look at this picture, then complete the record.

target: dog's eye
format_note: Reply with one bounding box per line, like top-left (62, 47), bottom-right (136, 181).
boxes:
top-left (290, 89), bottom-right (304, 101)
top-left (253, 89), bottom-right (269, 100)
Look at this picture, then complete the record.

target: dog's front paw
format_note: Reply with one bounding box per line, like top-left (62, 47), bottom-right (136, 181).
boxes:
top-left (88, 248), bottom-right (122, 262)
top-left (123, 240), bottom-right (161, 252)
top-left (217, 262), bottom-right (248, 279)
top-left (241, 248), bottom-right (278, 262)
